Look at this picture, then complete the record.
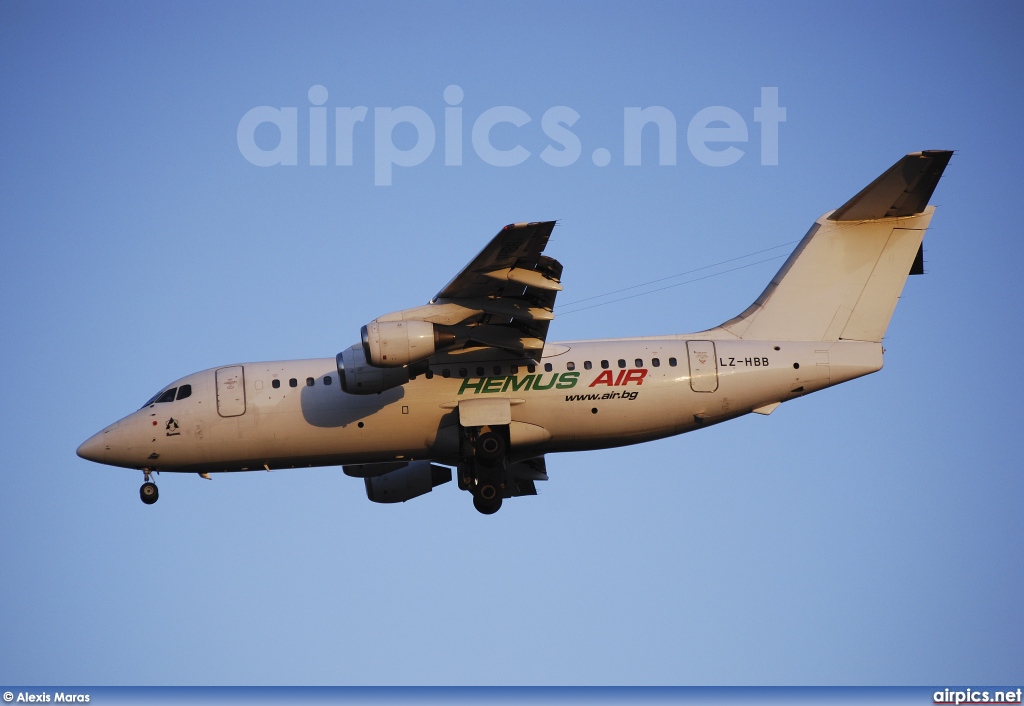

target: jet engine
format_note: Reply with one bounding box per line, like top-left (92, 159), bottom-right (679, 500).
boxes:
top-left (336, 344), bottom-right (410, 394)
top-left (361, 319), bottom-right (456, 368)
top-left (364, 461), bottom-right (452, 503)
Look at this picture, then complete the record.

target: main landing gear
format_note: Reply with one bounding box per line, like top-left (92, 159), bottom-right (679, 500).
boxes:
top-left (140, 470), bottom-right (159, 505)
top-left (458, 428), bottom-right (546, 514)
top-left (473, 493), bottom-right (501, 515)
top-left (460, 426), bottom-right (509, 515)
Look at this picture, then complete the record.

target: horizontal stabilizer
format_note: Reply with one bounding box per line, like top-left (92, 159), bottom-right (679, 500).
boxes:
top-left (909, 243), bottom-right (925, 275)
top-left (830, 150), bottom-right (952, 221)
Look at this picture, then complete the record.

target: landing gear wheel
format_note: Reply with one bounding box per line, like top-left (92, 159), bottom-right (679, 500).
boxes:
top-left (473, 494), bottom-right (502, 515)
top-left (475, 431), bottom-right (506, 463)
top-left (140, 482), bottom-right (159, 505)
top-left (478, 482), bottom-right (499, 502)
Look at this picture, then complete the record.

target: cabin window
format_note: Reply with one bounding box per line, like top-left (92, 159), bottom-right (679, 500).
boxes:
top-left (669, 357), bottom-right (677, 367)
top-left (425, 370), bottom-right (434, 379)
top-left (289, 378), bottom-right (297, 387)
top-left (272, 379), bottom-right (281, 389)
top-left (635, 358), bottom-right (643, 367)
top-left (476, 366), bottom-right (485, 376)
top-left (652, 358), bottom-right (660, 368)
top-left (618, 359), bottom-right (626, 369)
top-left (584, 361), bottom-right (592, 370)
top-left (566, 362), bottom-right (575, 371)
top-left (510, 365), bottom-right (519, 374)
top-left (306, 377), bottom-right (315, 387)
top-left (176, 384), bottom-right (192, 401)
top-left (442, 369), bottom-right (451, 378)
top-left (156, 388), bottom-right (177, 403)
top-left (324, 376), bottom-right (332, 385)
top-left (544, 363), bottom-right (553, 372)
top-left (601, 360), bottom-right (609, 369)
top-left (459, 368), bottom-right (467, 378)
top-left (493, 366), bottom-right (502, 375)
top-left (527, 364), bottom-right (536, 374)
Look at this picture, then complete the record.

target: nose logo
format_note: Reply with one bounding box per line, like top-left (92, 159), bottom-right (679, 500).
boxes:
top-left (165, 418), bottom-right (180, 437)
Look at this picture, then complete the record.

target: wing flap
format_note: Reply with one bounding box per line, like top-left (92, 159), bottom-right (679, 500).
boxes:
top-left (371, 221), bottom-right (561, 361)
top-left (434, 221), bottom-right (559, 300)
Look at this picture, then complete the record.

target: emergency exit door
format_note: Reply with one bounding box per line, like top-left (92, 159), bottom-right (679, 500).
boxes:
top-left (216, 366), bottom-right (246, 417)
top-left (687, 341), bottom-right (719, 392)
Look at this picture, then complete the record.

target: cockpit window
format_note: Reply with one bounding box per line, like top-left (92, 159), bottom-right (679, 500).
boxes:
top-left (176, 384), bottom-right (192, 401)
top-left (156, 388), bottom-right (177, 403)
top-left (141, 387), bottom-right (177, 408)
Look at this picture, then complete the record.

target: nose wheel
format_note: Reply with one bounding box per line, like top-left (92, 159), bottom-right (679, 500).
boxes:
top-left (140, 472), bottom-right (159, 504)
top-left (140, 482), bottom-right (159, 504)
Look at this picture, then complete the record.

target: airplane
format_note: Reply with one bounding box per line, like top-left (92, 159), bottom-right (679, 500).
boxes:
top-left (77, 150), bottom-right (953, 514)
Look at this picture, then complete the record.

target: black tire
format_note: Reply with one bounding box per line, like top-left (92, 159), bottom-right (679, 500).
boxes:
top-left (473, 494), bottom-right (502, 515)
top-left (140, 482), bottom-right (159, 505)
top-left (475, 431), bottom-right (506, 462)
top-left (478, 482), bottom-right (499, 501)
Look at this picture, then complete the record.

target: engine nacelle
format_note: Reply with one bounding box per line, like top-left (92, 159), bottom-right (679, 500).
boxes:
top-left (337, 344), bottom-right (410, 395)
top-left (364, 461), bottom-right (452, 503)
top-left (361, 319), bottom-right (456, 368)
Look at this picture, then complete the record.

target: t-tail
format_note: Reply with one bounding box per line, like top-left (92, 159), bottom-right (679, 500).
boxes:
top-left (718, 150), bottom-right (953, 342)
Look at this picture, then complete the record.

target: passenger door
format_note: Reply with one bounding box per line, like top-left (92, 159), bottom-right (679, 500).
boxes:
top-left (686, 341), bottom-right (719, 393)
top-left (215, 366), bottom-right (246, 417)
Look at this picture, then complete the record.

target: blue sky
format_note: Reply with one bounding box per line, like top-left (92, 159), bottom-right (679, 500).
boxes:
top-left (1, 0), bottom-right (1021, 686)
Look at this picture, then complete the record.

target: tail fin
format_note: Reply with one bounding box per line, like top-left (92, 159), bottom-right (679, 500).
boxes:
top-left (719, 150), bottom-right (953, 342)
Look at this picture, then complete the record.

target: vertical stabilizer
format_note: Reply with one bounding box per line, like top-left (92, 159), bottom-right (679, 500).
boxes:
top-left (719, 151), bottom-right (952, 343)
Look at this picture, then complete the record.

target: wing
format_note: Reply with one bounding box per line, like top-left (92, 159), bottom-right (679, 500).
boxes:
top-left (371, 221), bottom-right (563, 362)
top-left (434, 221), bottom-right (560, 300)
top-left (433, 221), bottom-right (561, 359)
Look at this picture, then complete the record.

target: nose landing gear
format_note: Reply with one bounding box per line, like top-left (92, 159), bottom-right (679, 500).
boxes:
top-left (140, 470), bottom-right (159, 504)
top-left (140, 482), bottom-right (159, 504)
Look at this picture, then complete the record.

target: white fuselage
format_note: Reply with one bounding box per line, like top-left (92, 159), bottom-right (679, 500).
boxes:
top-left (78, 336), bottom-right (882, 474)
top-left (75, 150), bottom-right (952, 512)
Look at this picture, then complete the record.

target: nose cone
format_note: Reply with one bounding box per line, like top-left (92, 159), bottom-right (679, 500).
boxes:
top-left (77, 422), bottom-right (118, 463)
top-left (76, 433), bottom-right (106, 463)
